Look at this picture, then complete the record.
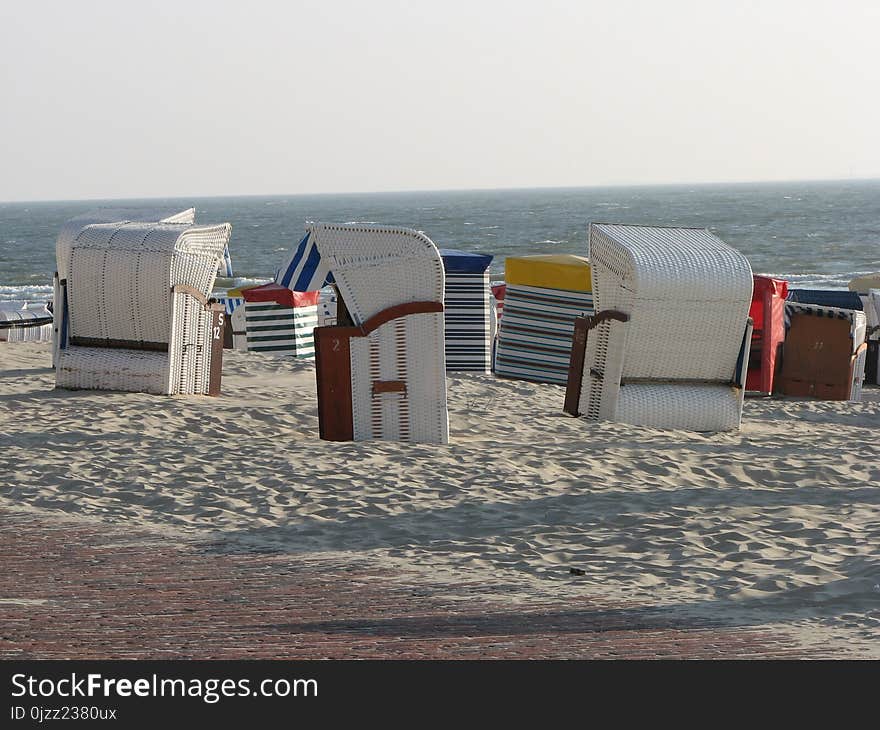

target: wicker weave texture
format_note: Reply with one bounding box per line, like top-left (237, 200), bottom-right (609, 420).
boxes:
top-left (306, 223), bottom-right (444, 325)
top-left (579, 223), bottom-right (753, 431)
top-left (56, 347), bottom-right (169, 394)
top-left (869, 291), bottom-right (880, 339)
top-left (168, 291), bottom-right (214, 395)
top-left (588, 224), bottom-right (753, 381)
top-left (615, 383), bottom-right (744, 431)
top-left (1, 323), bottom-right (53, 343)
top-left (851, 347), bottom-right (867, 402)
top-left (349, 311), bottom-right (448, 444)
top-left (56, 217), bottom-right (230, 396)
top-left (55, 208), bottom-right (195, 281)
top-left (67, 222), bottom-right (229, 347)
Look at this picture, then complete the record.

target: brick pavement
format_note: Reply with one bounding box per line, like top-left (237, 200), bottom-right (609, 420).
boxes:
top-left (0, 509), bottom-right (821, 659)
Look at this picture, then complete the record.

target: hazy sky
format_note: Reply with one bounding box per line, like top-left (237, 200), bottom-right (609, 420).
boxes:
top-left (1, 0), bottom-right (878, 201)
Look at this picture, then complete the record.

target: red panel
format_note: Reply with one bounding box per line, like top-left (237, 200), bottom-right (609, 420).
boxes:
top-left (746, 275), bottom-right (788, 395)
top-left (241, 283), bottom-right (320, 308)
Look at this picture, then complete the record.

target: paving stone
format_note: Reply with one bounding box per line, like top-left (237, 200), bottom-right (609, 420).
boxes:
top-left (0, 509), bottom-right (826, 659)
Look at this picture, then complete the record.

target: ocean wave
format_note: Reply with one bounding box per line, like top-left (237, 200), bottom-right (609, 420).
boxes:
top-left (0, 284), bottom-right (53, 303)
top-left (755, 271), bottom-right (873, 289)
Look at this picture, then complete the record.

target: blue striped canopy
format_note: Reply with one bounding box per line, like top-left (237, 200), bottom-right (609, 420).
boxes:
top-left (274, 232), bottom-right (335, 292)
top-left (214, 296), bottom-right (244, 315)
top-left (218, 243), bottom-right (234, 278)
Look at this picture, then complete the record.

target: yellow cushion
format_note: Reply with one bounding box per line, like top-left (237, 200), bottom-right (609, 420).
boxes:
top-left (505, 255), bottom-right (592, 292)
top-left (226, 284), bottom-right (260, 298)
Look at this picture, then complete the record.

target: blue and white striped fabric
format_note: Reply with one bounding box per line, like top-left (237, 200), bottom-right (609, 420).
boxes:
top-left (444, 272), bottom-right (492, 372)
top-left (218, 243), bottom-right (234, 278)
top-left (495, 284), bottom-right (594, 384)
top-left (440, 250), bottom-right (494, 373)
top-left (213, 296), bottom-right (244, 315)
top-left (274, 232), bottom-right (335, 292)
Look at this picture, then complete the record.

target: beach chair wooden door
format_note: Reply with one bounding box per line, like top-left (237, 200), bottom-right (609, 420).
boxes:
top-left (314, 301), bottom-right (446, 443)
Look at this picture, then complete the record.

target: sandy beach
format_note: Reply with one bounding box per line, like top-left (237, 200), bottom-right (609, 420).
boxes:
top-left (1, 342), bottom-right (879, 658)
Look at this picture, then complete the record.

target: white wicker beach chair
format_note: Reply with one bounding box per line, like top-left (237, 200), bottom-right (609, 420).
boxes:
top-left (54, 218), bottom-right (231, 395)
top-left (53, 208), bottom-right (196, 366)
top-left (278, 222), bottom-right (448, 444)
top-left (565, 223), bottom-right (754, 432)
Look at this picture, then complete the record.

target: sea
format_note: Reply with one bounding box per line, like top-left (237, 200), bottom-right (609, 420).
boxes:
top-left (2, 179), bottom-right (879, 304)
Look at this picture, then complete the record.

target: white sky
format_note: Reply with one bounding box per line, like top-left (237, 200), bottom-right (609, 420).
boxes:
top-left (1, 0), bottom-right (879, 201)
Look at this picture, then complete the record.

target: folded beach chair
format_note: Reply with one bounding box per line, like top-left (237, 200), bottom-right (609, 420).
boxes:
top-left (440, 250), bottom-right (494, 373)
top-left (746, 275), bottom-right (788, 396)
top-left (0, 302), bottom-right (53, 343)
top-left (778, 302), bottom-right (867, 401)
top-left (54, 217), bottom-right (232, 395)
top-left (564, 223), bottom-right (754, 432)
top-left (494, 255), bottom-right (594, 384)
top-left (278, 222), bottom-right (449, 444)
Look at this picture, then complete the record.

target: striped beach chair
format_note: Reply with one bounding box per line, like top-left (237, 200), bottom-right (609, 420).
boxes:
top-left (240, 284), bottom-right (319, 357)
top-left (494, 255), bottom-right (593, 384)
top-left (440, 250), bottom-right (494, 373)
top-left (565, 223), bottom-right (754, 432)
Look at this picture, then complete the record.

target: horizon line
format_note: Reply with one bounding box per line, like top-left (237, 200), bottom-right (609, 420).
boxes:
top-left (3, 174), bottom-right (880, 206)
